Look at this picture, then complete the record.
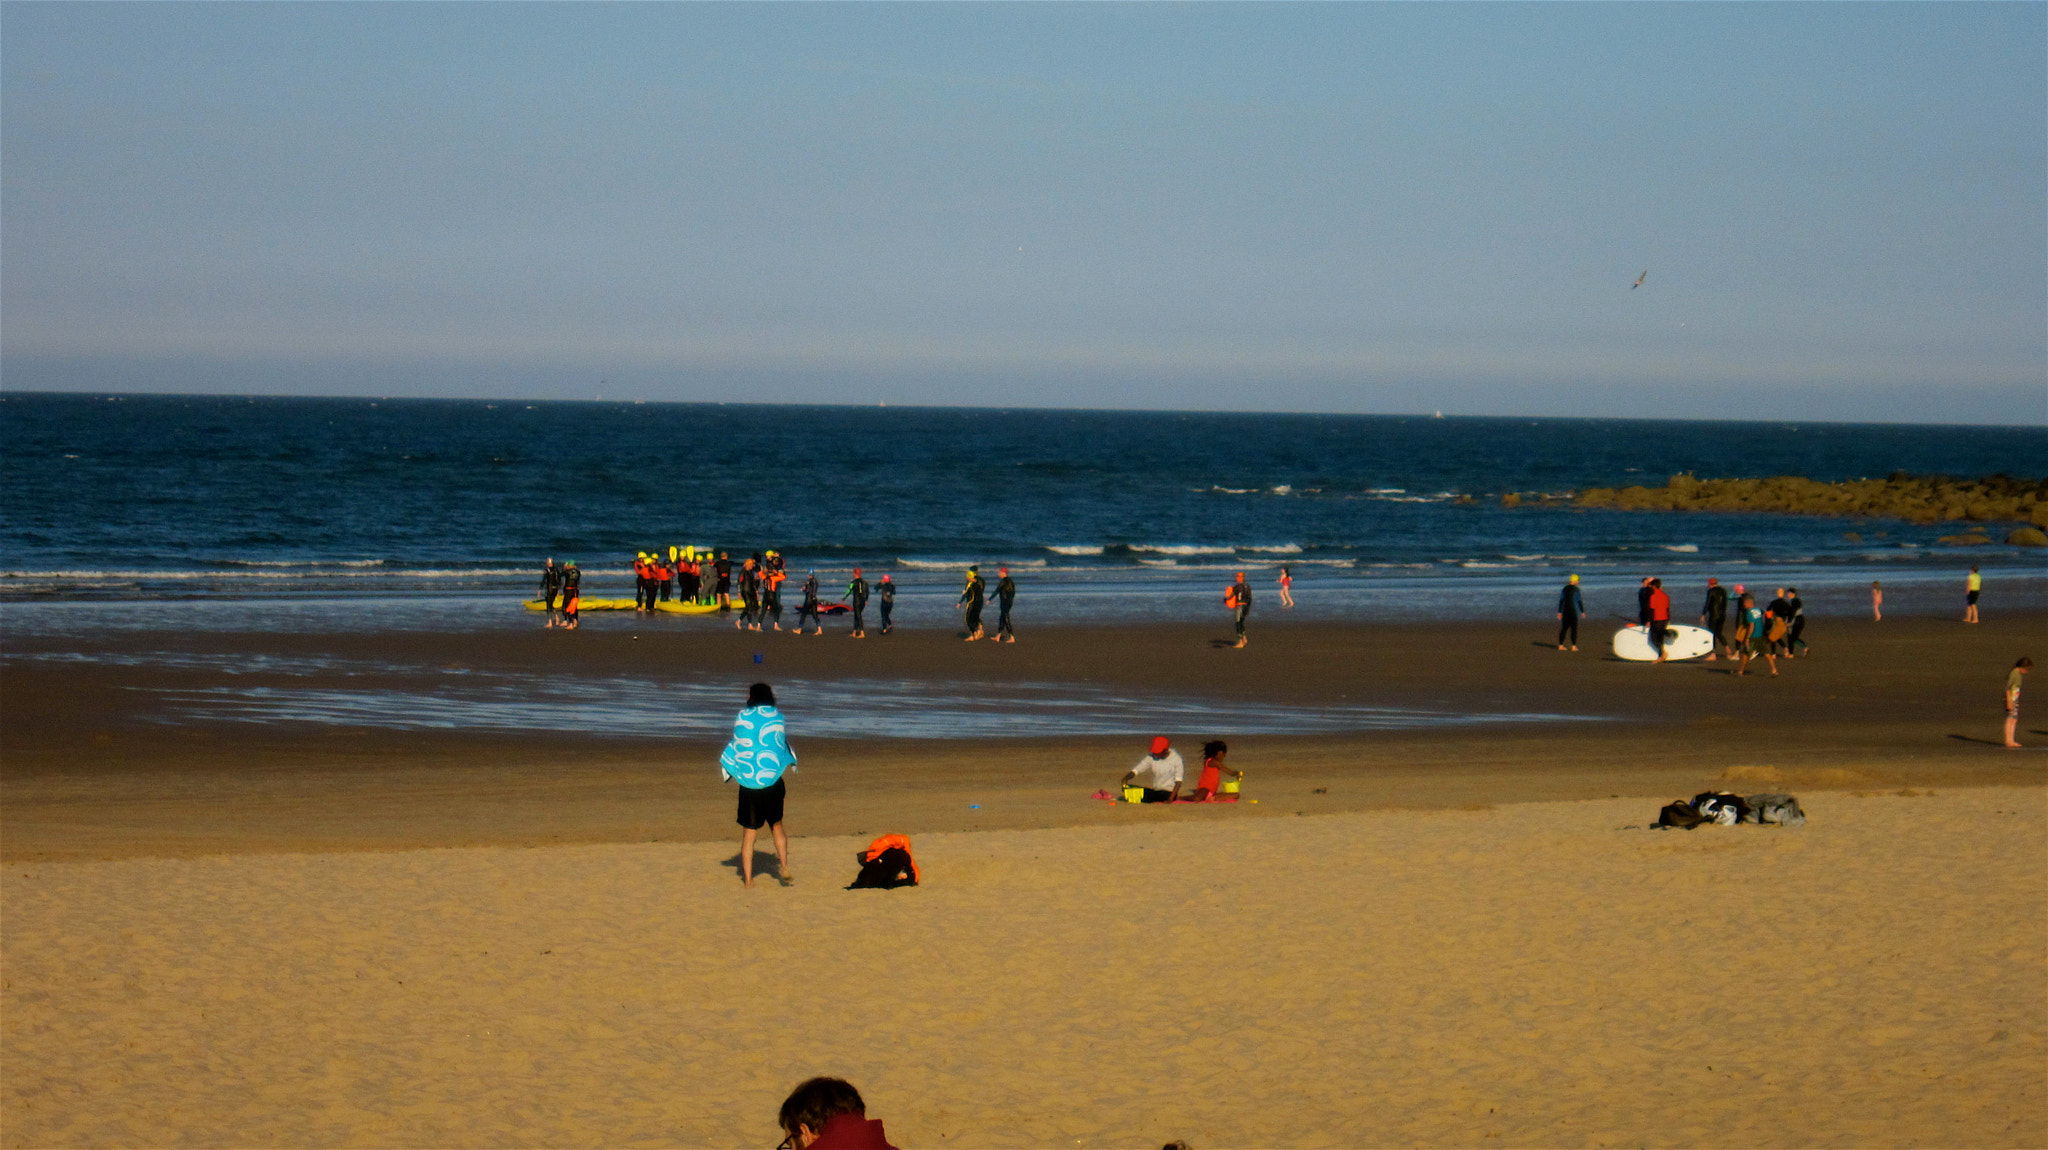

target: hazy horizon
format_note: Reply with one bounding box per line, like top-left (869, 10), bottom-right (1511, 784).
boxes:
top-left (4, 3), bottom-right (2043, 424)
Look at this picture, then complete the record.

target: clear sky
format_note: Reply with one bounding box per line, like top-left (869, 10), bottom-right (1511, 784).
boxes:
top-left (3, 2), bottom-right (2043, 422)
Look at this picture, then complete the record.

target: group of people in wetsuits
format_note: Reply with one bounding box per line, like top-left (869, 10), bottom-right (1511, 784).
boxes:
top-left (955, 564), bottom-right (1017, 642)
top-left (537, 558), bottom-right (582, 629)
top-left (631, 550), bottom-right (704, 610)
top-left (1554, 573), bottom-right (1808, 671)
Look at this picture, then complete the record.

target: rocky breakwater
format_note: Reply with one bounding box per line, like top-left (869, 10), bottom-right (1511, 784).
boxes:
top-left (1565, 473), bottom-right (2048, 545)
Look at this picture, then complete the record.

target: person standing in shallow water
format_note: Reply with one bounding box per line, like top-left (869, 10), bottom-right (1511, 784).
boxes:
top-left (1278, 565), bottom-right (1295, 608)
top-left (720, 682), bottom-right (795, 888)
top-left (1556, 573), bottom-right (1583, 651)
top-left (539, 558), bottom-right (562, 628)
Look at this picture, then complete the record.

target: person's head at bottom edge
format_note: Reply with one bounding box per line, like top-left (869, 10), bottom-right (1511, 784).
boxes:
top-left (779, 1077), bottom-right (892, 1149)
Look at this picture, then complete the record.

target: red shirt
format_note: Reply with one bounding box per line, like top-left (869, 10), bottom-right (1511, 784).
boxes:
top-left (1649, 588), bottom-right (1671, 621)
top-left (807, 1115), bottom-right (900, 1150)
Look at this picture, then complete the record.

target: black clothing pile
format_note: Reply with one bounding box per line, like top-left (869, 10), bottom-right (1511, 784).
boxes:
top-left (1656, 791), bottom-right (1805, 829)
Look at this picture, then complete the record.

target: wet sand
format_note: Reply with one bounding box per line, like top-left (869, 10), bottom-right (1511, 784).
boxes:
top-left (4, 611), bottom-right (2044, 861)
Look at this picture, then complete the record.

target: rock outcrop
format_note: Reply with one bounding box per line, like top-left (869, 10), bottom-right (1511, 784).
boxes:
top-left (2007, 526), bottom-right (2048, 547)
top-left (1570, 473), bottom-right (2048, 527)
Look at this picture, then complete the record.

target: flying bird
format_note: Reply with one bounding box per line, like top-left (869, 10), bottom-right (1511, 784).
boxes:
top-left (1631, 270), bottom-right (1647, 290)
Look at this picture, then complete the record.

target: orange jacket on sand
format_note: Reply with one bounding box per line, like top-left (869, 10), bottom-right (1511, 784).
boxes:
top-left (862, 834), bottom-right (918, 884)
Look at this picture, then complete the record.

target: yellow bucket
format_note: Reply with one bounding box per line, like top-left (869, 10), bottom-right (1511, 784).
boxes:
top-left (1221, 779), bottom-right (1240, 794)
top-left (1121, 786), bottom-right (1145, 804)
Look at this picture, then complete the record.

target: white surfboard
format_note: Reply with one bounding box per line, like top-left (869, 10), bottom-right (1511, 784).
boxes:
top-left (1612, 623), bottom-right (1714, 662)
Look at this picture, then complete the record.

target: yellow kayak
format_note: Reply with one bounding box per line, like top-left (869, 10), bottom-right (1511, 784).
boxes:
top-left (524, 599), bottom-right (722, 613)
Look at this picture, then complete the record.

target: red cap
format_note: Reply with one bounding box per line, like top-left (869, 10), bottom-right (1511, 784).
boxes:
top-left (1150, 736), bottom-right (1170, 755)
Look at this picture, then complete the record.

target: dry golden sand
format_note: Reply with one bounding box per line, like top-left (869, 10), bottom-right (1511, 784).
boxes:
top-left (4, 786), bottom-right (2042, 1149)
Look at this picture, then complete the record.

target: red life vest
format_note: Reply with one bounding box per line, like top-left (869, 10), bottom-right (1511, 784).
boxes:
top-left (862, 834), bottom-right (918, 884)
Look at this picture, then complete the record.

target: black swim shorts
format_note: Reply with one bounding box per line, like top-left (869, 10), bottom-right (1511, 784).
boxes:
top-left (736, 779), bottom-right (786, 829)
top-left (1140, 788), bottom-right (1174, 804)
top-left (1968, 590), bottom-right (1980, 604)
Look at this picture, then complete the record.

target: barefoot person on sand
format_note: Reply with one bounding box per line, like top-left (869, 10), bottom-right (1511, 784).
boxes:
top-left (2005, 657), bottom-right (2032, 748)
top-left (720, 682), bottom-right (796, 888)
top-left (1556, 573), bottom-right (1583, 651)
top-left (1278, 565), bottom-right (1295, 608)
top-left (1735, 592), bottom-right (1776, 677)
top-left (1965, 566), bottom-right (1982, 624)
top-left (1228, 572), bottom-right (1252, 648)
top-left (1872, 580), bottom-right (1883, 621)
top-left (1701, 577), bottom-right (1728, 660)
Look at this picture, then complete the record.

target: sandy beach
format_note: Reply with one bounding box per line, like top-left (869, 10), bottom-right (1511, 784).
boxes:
top-left (4, 611), bottom-right (2045, 1146)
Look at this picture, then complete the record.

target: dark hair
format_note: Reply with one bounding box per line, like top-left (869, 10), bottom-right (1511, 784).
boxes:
top-left (2020, 657), bottom-right (2035, 669)
top-left (1650, 578), bottom-right (1661, 588)
top-left (779, 1077), bottom-right (864, 1138)
top-left (1787, 586), bottom-right (1799, 596)
top-left (1202, 740), bottom-right (1228, 758)
top-left (747, 682), bottom-right (776, 707)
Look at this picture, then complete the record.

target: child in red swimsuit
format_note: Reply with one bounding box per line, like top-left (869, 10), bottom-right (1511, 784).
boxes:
top-left (1190, 740), bottom-right (1242, 802)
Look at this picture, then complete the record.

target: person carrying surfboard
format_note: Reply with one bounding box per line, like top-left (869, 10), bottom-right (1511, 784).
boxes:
top-left (1647, 578), bottom-right (1672, 663)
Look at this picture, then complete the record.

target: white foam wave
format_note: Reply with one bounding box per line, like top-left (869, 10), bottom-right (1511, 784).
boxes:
top-left (1130, 545), bottom-right (1237, 555)
top-left (1045, 545), bottom-right (1103, 556)
top-left (1366, 488), bottom-right (1407, 494)
top-left (1270, 485), bottom-right (1293, 495)
top-left (1207, 486), bottom-right (1257, 495)
top-left (1240, 544), bottom-right (1304, 554)
top-left (1664, 544), bottom-right (1700, 553)
top-left (894, 559), bottom-right (1046, 570)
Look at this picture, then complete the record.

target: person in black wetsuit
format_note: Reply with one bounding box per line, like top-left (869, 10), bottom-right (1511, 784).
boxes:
top-left (560, 561), bottom-right (581, 630)
top-left (992, 566), bottom-right (1017, 643)
top-left (1637, 577), bottom-right (1654, 626)
top-left (1784, 586), bottom-right (1808, 657)
top-left (844, 568), bottom-right (870, 638)
top-left (1228, 571), bottom-right (1252, 648)
top-left (1765, 588), bottom-right (1793, 656)
top-left (958, 565), bottom-right (987, 640)
top-left (1700, 577), bottom-right (1729, 660)
top-left (878, 574), bottom-right (895, 634)
top-left (1555, 573), bottom-right (1583, 651)
top-left (797, 571), bottom-right (822, 635)
top-left (540, 558), bottom-right (562, 628)
top-left (714, 552), bottom-right (733, 611)
top-left (736, 556), bottom-right (761, 631)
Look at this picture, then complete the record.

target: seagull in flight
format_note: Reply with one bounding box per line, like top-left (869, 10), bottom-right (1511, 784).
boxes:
top-left (1631, 270), bottom-right (1648, 290)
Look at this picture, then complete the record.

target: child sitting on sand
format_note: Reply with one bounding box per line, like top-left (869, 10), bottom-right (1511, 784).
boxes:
top-left (1189, 740), bottom-right (1243, 802)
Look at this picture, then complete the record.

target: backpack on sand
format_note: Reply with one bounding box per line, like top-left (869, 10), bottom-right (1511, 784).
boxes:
top-left (1657, 801), bottom-right (1709, 829)
top-left (1745, 793), bottom-right (1806, 826)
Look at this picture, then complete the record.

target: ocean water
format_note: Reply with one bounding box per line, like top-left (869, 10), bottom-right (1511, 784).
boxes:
top-left (2, 393), bottom-right (2043, 629)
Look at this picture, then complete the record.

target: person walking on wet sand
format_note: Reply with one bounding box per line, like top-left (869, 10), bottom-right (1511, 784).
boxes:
top-left (844, 568), bottom-right (870, 638)
top-left (992, 566), bottom-right (1017, 643)
top-left (1701, 577), bottom-right (1729, 660)
top-left (797, 571), bottom-right (823, 636)
top-left (1734, 592), bottom-right (1775, 677)
top-left (878, 574), bottom-right (895, 634)
top-left (720, 682), bottom-right (796, 888)
top-left (1556, 573), bottom-right (1583, 651)
top-left (1785, 587), bottom-right (1809, 657)
top-left (1227, 571), bottom-right (1252, 648)
top-left (2004, 657), bottom-right (2031, 748)
top-left (1965, 566), bottom-right (1982, 624)
top-left (1871, 580), bottom-right (1883, 621)
top-left (959, 565), bottom-right (987, 641)
top-left (1278, 565), bottom-right (1295, 608)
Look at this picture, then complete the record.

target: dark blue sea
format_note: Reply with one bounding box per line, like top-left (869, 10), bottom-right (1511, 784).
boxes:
top-left (2, 393), bottom-right (2043, 633)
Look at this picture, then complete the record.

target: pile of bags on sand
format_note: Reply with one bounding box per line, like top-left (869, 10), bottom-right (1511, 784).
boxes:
top-left (1657, 791), bottom-right (1805, 829)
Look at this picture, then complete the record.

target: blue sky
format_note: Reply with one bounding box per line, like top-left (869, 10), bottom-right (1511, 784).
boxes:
top-left (3, 3), bottom-right (2042, 422)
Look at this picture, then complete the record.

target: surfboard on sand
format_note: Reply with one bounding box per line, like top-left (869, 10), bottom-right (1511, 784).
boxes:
top-left (1612, 623), bottom-right (1715, 662)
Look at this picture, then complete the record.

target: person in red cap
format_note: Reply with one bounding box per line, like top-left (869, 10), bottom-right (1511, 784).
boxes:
top-left (1226, 571), bottom-right (1252, 648)
top-left (1122, 736), bottom-right (1184, 803)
